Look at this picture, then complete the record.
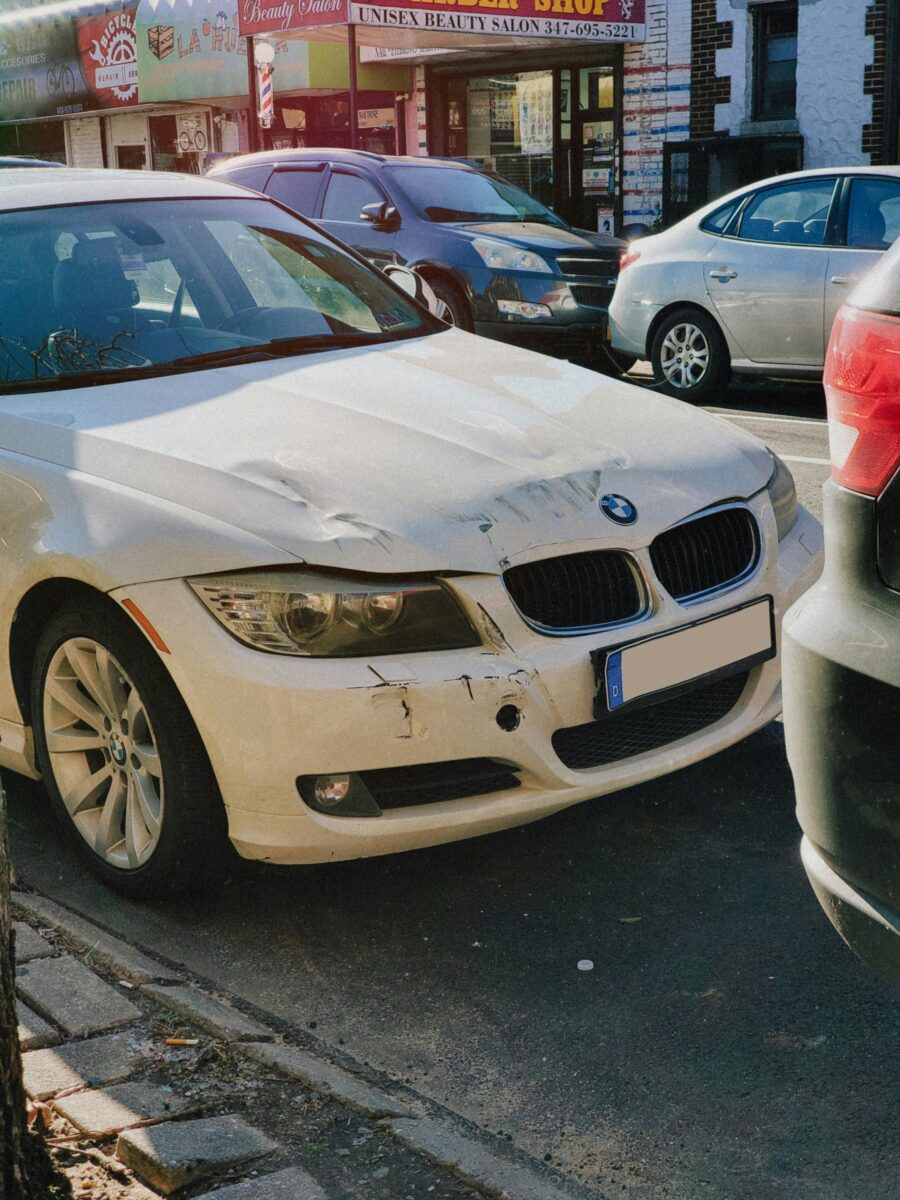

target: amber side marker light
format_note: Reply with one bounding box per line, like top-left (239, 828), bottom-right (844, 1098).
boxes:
top-left (825, 305), bottom-right (900, 497)
top-left (121, 598), bottom-right (171, 654)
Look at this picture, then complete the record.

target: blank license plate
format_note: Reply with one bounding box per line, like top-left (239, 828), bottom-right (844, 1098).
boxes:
top-left (603, 597), bottom-right (774, 712)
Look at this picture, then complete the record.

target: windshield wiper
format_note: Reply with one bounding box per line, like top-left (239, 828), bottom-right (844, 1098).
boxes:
top-left (0, 332), bottom-right (398, 394)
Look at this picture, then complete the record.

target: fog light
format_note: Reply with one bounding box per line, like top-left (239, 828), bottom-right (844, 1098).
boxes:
top-left (297, 772), bottom-right (381, 817)
top-left (497, 300), bottom-right (551, 320)
top-left (315, 774), bottom-right (351, 807)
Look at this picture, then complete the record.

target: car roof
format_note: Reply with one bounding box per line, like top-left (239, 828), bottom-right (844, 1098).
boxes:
top-left (0, 168), bottom-right (254, 212)
top-left (686, 164), bottom-right (900, 224)
top-left (208, 149), bottom-right (482, 175)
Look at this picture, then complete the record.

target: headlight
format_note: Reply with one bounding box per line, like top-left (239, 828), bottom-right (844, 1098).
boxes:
top-left (766, 450), bottom-right (798, 540)
top-left (471, 237), bottom-right (553, 274)
top-left (188, 569), bottom-right (481, 657)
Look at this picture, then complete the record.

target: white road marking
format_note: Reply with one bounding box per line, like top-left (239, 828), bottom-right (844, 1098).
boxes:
top-left (780, 454), bottom-right (831, 466)
top-left (706, 410), bottom-right (826, 429)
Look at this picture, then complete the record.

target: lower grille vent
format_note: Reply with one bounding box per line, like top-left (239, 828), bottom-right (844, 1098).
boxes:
top-left (552, 672), bottom-right (748, 769)
top-left (359, 758), bottom-right (520, 810)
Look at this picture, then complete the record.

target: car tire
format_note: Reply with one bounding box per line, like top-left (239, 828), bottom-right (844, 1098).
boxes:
top-left (650, 307), bottom-right (729, 401)
top-left (31, 600), bottom-right (230, 900)
top-left (427, 277), bottom-right (473, 331)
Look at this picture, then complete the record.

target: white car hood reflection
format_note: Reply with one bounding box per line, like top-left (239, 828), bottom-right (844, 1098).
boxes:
top-left (1, 330), bottom-right (773, 575)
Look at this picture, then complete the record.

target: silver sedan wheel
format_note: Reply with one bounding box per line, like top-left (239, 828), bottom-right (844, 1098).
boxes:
top-left (659, 321), bottom-right (711, 390)
top-left (42, 637), bottom-right (164, 870)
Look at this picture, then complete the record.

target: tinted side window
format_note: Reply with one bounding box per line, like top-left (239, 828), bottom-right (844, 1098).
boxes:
top-left (218, 165), bottom-right (271, 193)
top-left (737, 178), bottom-right (836, 245)
top-left (700, 199), bottom-right (739, 234)
top-left (266, 168), bottom-right (323, 216)
top-left (321, 172), bottom-right (384, 223)
top-left (846, 177), bottom-right (900, 249)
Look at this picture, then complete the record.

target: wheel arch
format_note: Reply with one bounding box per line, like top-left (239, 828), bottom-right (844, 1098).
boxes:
top-left (11, 579), bottom-right (131, 725)
top-left (645, 299), bottom-right (730, 364)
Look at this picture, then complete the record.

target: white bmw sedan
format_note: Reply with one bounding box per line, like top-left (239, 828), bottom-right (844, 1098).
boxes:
top-left (0, 170), bottom-right (822, 898)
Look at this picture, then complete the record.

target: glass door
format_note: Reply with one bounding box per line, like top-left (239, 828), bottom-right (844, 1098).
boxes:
top-left (573, 66), bottom-right (618, 234)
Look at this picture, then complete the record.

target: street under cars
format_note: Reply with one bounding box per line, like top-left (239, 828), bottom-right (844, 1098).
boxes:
top-left (0, 169), bottom-right (822, 898)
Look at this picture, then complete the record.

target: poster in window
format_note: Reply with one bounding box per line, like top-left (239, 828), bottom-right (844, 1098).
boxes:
top-left (516, 75), bottom-right (552, 156)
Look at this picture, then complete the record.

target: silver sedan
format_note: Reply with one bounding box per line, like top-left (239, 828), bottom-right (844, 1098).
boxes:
top-left (608, 166), bottom-right (900, 402)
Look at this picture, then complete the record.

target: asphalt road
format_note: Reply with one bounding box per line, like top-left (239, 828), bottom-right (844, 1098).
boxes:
top-left (10, 377), bottom-right (899, 1200)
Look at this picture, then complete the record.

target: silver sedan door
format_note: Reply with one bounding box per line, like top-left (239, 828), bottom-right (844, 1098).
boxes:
top-left (703, 176), bottom-right (838, 366)
top-left (825, 175), bottom-right (900, 343)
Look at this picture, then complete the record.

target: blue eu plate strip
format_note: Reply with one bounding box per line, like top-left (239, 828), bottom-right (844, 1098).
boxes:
top-left (606, 652), bottom-right (624, 710)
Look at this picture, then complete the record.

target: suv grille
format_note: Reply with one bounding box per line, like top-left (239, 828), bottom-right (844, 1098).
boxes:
top-left (650, 507), bottom-right (759, 602)
top-left (556, 256), bottom-right (619, 280)
top-left (553, 672), bottom-right (748, 769)
top-left (570, 284), bottom-right (613, 309)
top-left (504, 551), bottom-right (643, 632)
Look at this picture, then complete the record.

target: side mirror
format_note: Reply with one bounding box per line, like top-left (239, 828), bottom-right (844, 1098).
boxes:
top-left (360, 201), bottom-right (399, 230)
top-left (382, 264), bottom-right (446, 320)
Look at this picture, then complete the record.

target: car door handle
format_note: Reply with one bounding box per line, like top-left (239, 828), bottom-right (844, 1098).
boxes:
top-left (830, 274), bottom-right (858, 285)
top-left (709, 268), bottom-right (737, 281)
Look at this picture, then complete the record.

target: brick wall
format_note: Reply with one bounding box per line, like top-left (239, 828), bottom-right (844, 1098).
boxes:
top-left (689, 0), bottom-right (731, 137)
top-left (622, 0), bottom-right (692, 226)
top-left (862, 0), bottom-right (887, 161)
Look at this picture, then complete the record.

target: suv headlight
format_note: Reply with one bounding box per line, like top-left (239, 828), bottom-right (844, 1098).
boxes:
top-left (188, 569), bottom-right (481, 657)
top-left (472, 237), bottom-right (552, 274)
top-left (766, 450), bottom-right (798, 540)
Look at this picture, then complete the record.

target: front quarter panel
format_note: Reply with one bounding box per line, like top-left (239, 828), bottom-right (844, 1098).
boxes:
top-left (0, 452), bottom-right (297, 729)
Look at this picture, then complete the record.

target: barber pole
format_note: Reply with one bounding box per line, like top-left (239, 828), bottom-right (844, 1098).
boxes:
top-left (257, 63), bottom-right (274, 128)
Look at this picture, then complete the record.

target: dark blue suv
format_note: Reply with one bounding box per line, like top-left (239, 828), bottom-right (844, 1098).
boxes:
top-left (208, 150), bottom-right (627, 370)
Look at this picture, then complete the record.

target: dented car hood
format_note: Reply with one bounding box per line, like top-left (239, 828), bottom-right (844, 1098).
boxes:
top-left (0, 330), bottom-right (774, 576)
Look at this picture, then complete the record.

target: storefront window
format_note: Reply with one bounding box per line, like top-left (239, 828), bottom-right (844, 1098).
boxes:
top-left (439, 58), bottom-right (622, 233)
top-left (446, 70), bottom-right (554, 210)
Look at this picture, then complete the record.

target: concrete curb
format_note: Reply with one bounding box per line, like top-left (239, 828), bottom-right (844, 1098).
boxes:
top-left (12, 892), bottom-right (182, 985)
top-left (13, 887), bottom-right (599, 1200)
top-left (239, 1041), bottom-right (414, 1120)
top-left (389, 1118), bottom-right (590, 1200)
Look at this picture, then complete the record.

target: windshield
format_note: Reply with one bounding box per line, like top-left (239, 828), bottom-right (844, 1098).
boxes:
top-left (0, 197), bottom-right (436, 392)
top-left (388, 166), bottom-right (567, 227)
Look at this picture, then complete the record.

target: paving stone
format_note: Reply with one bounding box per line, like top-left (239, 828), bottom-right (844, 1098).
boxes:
top-left (240, 1041), bottom-right (413, 1119)
top-left (116, 1115), bottom-right (278, 1196)
top-left (12, 891), bottom-right (181, 984)
top-left (142, 984), bottom-right (272, 1043)
top-left (16, 954), bottom-right (140, 1038)
top-left (14, 922), bottom-right (54, 962)
top-left (54, 1081), bottom-right (198, 1135)
top-left (196, 1167), bottom-right (328, 1199)
top-left (389, 1118), bottom-right (575, 1200)
top-left (17, 999), bottom-right (58, 1051)
top-left (23, 1032), bottom-right (144, 1100)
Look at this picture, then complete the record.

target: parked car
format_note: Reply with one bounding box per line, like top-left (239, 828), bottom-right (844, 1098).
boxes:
top-left (208, 149), bottom-right (628, 370)
top-left (608, 166), bottom-right (900, 401)
top-left (0, 168), bottom-right (821, 899)
top-left (0, 156), bottom-right (65, 169)
top-left (783, 239), bottom-right (900, 987)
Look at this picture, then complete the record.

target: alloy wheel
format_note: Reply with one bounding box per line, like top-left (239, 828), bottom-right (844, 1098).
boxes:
top-left (659, 321), bottom-right (711, 390)
top-left (42, 637), bottom-right (164, 870)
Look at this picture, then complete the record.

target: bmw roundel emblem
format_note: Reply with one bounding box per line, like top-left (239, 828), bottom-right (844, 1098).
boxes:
top-left (600, 493), bottom-right (637, 525)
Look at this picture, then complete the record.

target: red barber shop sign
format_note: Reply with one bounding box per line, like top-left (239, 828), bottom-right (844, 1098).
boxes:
top-left (240, 0), bottom-right (644, 41)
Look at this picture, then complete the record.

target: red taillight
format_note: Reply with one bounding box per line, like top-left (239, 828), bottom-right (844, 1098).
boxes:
top-left (619, 247), bottom-right (641, 272)
top-left (824, 305), bottom-right (900, 496)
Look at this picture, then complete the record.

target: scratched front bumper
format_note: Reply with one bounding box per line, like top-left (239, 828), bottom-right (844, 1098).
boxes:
top-left (111, 506), bottom-right (821, 865)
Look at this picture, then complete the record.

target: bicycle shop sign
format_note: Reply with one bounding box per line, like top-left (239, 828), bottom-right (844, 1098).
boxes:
top-left (0, 4), bottom-right (138, 120)
top-left (239, 0), bottom-right (645, 41)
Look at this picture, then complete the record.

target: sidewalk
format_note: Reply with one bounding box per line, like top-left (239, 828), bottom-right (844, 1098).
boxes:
top-left (13, 887), bottom-right (597, 1200)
